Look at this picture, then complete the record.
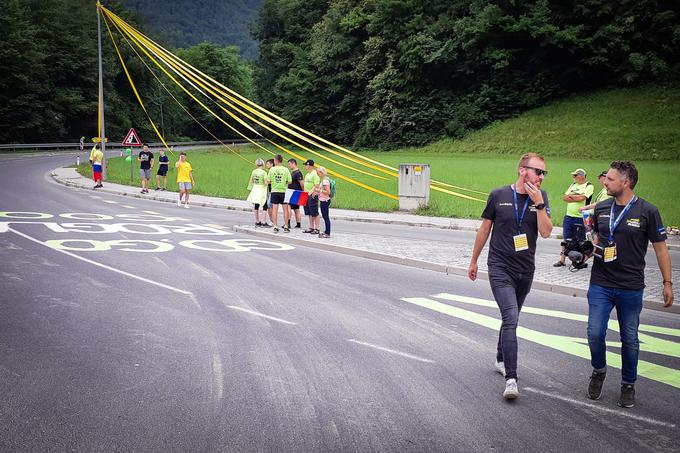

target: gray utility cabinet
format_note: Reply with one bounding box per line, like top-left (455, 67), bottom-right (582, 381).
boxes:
top-left (398, 163), bottom-right (430, 211)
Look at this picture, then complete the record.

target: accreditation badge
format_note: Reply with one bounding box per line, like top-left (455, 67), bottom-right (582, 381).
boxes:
top-left (513, 234), bottom-right (529, 252)
top-left (603, 244), bottom-right (617, 263)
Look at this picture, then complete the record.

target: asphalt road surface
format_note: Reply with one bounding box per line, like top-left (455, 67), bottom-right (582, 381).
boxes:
top-left (1, 154), bottom-right (679, 452)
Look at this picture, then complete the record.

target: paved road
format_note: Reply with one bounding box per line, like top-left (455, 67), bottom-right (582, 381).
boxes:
top-left (1, 155), bottom-right (679, 452)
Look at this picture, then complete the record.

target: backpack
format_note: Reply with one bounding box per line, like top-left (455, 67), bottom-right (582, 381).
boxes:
top-left (585, 181), bottom-right (593, 204)
top-left (329, 178), bottom-right (336, 198)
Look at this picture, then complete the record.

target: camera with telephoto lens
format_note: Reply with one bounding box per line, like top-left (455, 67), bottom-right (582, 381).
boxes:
top-left (560, 239), bottom-right (595, 271)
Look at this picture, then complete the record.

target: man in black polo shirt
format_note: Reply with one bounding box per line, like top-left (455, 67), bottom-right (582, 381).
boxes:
top-left (468, 153), bottom-right (553, 400)
top-left (286, 158), bottom-right (304, 229)
top-left (586, 161), bottom-right (674, 408)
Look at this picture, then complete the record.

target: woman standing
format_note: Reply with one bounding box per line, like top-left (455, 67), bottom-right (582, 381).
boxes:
top-left (316, 166), bottom-right (332, 238)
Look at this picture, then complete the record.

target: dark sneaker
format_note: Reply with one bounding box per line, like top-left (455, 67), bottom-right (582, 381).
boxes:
top-left (588, 370), bottom-right (606, 400)
top-left (553, 261), bottom-right (565, 267)
top-left (155, 187), bottom-right (161, 191)
top-left (273, 227), bottom-right (279, 233)
top-left (255, 222), bottom-right (262, 227)
top-left (312, 229), bottom-right (320, 235)
top-left (295, 223), bottom-right (301, 228)
top-left (262, 223), bottom-right (272, 228)
top-left (283, 227), bottom-right (290, 233)
top-left (617, 384), bottom-right (635, 408)
top-left (161, 188), bottom-right (167, 191)
top-left (303, 229), bottom-right (314, 233)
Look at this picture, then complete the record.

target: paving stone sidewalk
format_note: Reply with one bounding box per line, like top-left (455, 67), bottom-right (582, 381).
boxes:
top-left (52, 167), bottom-right (679, 312)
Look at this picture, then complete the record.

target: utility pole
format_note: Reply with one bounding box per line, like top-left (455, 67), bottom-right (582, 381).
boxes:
top-left (97, 2), bottom-right (107, 179)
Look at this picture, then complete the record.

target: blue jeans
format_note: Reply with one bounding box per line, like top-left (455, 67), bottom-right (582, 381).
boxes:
top-left (563, 215), bottom-right (585, 241)
top-left (488, 265), bottom-right (534, 380)
top-left (587, 284), bottom-right (644, 384)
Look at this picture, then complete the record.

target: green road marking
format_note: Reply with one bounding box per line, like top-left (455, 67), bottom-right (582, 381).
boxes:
top-left (432, 293), bottom-right (680, 358)
top-left (432, 293), bottom-right (680, 337)
top-left (401, 297), bottom-right (680, 389)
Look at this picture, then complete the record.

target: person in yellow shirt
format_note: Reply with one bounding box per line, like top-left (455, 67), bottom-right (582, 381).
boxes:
top-left (89, 144), bottom-right (104, 189)
top-left (175, 152), bottom-right (195, 209)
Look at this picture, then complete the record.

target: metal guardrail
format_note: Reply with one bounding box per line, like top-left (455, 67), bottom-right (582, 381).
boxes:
top-left (0, 139), bottom-right (256, 152)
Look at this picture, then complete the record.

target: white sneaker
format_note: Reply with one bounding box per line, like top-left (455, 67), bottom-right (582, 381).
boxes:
top-left (177, 199), bottom-right (182, 207)
top-left (503, 379), bottom-right (519, 400)
top-left (495, 361), bottom-right (506, 377)
top-left (184, 204), bottom-right (189, 209)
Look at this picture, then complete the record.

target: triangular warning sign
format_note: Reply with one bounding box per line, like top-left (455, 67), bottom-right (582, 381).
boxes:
top-left (122, 128), bottom-right (142, 146)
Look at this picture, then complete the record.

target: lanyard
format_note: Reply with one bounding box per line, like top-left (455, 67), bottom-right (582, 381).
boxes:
top-left (609, 196), bottom-right (637, 243)
top-left (513, 185), bottom-right (530, 233)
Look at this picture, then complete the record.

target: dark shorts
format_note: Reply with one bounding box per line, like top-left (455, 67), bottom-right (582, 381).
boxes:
top-left (157, 167), bottom-right (168, 176)
top-left (289, 203), bottom-right (299, 210)
top-left (563, 215), bottom-right (586, 241)
top-left (304, 196), bottom-right (319, 216)
top-left (270, 192), bottom-right (285, 205)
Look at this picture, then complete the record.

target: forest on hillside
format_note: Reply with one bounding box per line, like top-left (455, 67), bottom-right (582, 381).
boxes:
top-left (120, 0), bottom-right (262, 59)
top-left (1, 0), bottom-right (678, 150)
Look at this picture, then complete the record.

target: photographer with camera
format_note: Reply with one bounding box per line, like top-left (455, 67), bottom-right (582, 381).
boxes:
top-left (586, 161), bottom-right (674, 408)
top-left (468, 153), bottom-right (553, 400)
top-left (554, 169), bottom-right (594, 267)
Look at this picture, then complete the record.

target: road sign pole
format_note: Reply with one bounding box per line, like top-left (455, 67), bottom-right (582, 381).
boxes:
top-left (97, 3), bottom-right (107, 180)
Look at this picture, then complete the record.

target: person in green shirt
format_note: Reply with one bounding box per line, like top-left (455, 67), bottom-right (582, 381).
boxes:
top-left (247, 159), bottom-right (269, 227)
top-left (554, 168), bottom-right (594, 267)
top-left (302, 159), bottom-right (321, 234)
top-left (579, 171), bottom-right (612, 214)
top-left (266, 154), bottom-right (292, 233)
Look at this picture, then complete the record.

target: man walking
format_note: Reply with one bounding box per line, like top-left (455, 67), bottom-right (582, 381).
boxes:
top-left (586, 161), bottom-right (673, 408)
top-left (554, 168), bottom-right (593, 266)
top-left (303, 159), bottom-right (320, 234)
top-left (137, 144), bottom-right (154, 194)
top-left (267, 154), bottom-right (292, 233)
top-left (468, 153), bottom-right (553, 399)
top-left (286, 158), bottom-right (305, 229)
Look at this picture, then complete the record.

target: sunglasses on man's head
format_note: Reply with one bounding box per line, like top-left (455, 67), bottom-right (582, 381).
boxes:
top-left (523, 166), bottom-right (548, 176)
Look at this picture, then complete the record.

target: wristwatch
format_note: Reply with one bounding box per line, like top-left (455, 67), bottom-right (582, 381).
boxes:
top-left (535, 203), bottom-right (546, 210)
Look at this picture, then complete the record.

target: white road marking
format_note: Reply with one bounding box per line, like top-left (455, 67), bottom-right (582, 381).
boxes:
top-left (523, 387), bottom-right (675, 428)
top-left (8, 228), bottom-right (198, 306)
top-left (121, 205), bottom-right (135, 209)
top-left (212, 353), bottom-right (224, 400)
top-left (143, 210), bottom-right (160, 215)
top-left (102, 200), bottom-right (118, 204)
top-left (226, 305), bottom-right (296, 325)
top-left (347, 339), bottom-right (435, 364)
top-left (90, 195), bottom-right (102, 199)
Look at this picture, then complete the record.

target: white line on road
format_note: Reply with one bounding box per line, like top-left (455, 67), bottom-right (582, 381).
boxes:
top-left (523, 387), bottom-right (676, 428)
top-left (226, 305), bottom-right (297, 325)
top-left (8, 228), bottom-right (199, 305)
top-left (143, 210), bottom-right (160, 215)
top-left (347, 339), bottom-right (435, 363)
top-left (90, 195), bottom-right (102, 199)
top-left (121, 205), bottom-right (135, 209)
top-left (212, 353), bottom-right (224, 400)
top-left (102, 200), bottom-right (118, 204)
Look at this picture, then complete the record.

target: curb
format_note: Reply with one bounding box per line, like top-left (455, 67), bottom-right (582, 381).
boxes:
top-left (232, 226), bottom-right (679, 315)
top-left (50, 167), bottom-right (680, 251)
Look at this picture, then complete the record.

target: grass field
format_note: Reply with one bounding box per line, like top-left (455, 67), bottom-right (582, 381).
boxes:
top-left (78, 145), bottom-right (680, 227)
top-left (77, 83), bottom-right (680, 226)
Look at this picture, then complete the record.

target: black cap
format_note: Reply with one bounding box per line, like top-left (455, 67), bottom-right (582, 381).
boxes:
top-left (598, 170), bottom-right (607, 177)
top-left (304, 159), bottom-right (314, 166)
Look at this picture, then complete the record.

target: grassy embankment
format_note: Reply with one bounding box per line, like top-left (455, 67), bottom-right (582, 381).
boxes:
top-left (79, 84), bottom-right (680, 226)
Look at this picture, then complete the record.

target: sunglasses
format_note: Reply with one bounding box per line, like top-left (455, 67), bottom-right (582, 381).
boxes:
top-left (523, 166), bottom-right (548, 177)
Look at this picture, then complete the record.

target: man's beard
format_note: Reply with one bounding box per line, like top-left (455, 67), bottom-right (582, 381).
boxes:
top-left (607, 187), bottom-right (622, 198)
